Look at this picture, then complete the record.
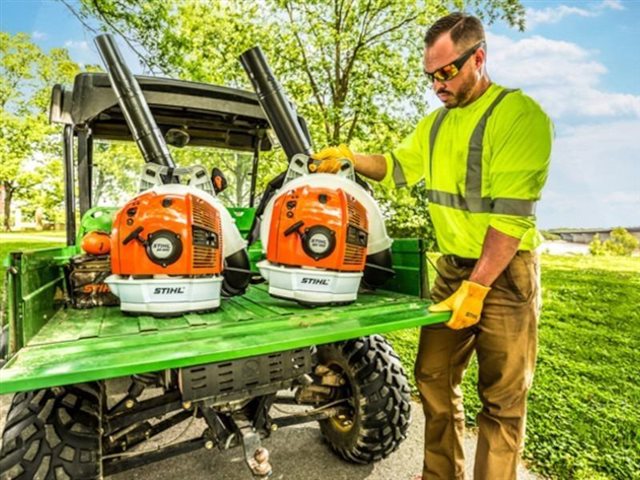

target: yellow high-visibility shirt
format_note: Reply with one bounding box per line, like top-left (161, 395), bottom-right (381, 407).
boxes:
top-left (381, 83), bottom-right (553, 258)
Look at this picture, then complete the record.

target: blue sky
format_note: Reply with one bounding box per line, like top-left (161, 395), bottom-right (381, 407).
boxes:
top-left (1, 0), bottom-right (639, 229)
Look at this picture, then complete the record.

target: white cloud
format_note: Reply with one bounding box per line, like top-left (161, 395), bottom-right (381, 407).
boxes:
top-left (525, 0), bottom-right (625, 29)
top-left (32, 31), bottom-right (47, 40)
top-left (537, 120), bottom-right (640, 228)
top-left (603, 191), bottom-right (640, 205)
top-left (486, 32), bottom-right (640, 119)
top-left (600, 0), bottom-right (625, 11)
top-left (64, 40), bottom-right (90, 51)
top-left (526, 5), bottom-right (596, 29)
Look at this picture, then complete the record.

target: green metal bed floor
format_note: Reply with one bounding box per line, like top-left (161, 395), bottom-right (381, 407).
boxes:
top-left (0, 285), bottom-right (446, 394)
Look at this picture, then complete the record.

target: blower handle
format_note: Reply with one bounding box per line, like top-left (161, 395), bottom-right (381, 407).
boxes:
top-left (122, 226), bottom-right (145, 246)
top-left (283, 220), bottom-right (305, 237)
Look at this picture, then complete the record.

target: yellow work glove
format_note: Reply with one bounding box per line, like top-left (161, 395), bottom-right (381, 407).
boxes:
top-left (428, 280), bottom-right (491, 330)
top-left (310, 144), bottom-right (354, 174)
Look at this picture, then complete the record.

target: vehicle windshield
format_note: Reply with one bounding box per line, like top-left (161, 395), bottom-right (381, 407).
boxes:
top-left (91, 142), bottom-right (261, 208)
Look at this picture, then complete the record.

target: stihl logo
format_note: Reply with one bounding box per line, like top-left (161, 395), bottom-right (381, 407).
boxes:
top-left (153, 287), bottom-right (185, 295)
top-left (301, 278), bottom-right (329, 286)
top-left (82, 284), bottom-right (111, 294)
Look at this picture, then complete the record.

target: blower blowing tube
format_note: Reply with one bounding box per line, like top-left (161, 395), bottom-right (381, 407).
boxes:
top-left (94, 34), bottom-right (176, 169)
top-left (239, 46), bottom-right (313, 161)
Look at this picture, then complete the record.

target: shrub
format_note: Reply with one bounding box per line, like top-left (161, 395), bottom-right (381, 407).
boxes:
top-left (589, 227), bottom-right (639, 256)
top-left (589, 233), bottom-right (606, 256)
top-left (541, 230), bottom-right (561, 241)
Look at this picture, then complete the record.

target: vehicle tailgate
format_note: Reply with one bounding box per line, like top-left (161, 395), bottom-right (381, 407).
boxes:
top-left (0, 285), bottom-right (446, 394)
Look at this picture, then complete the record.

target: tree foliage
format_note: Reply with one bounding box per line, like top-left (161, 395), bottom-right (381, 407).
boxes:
top-left (1, 33), bottom-right (90, 229)
top-left (59, 1), bottom-right (525, 240)
top-left (589, 228), bottom-right (640, 256)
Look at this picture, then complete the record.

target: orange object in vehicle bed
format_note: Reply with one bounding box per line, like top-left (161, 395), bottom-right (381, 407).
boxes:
top-left (111, 189), bottom-right (223, 276)
top-left (266, 186), bottom-right (368, 272)
top-left (81, 231), bottom-right (111, 255)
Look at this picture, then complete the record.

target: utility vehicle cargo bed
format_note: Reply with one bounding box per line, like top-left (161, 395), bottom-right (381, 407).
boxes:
top-left (0, 282), bottom-right (445, 394)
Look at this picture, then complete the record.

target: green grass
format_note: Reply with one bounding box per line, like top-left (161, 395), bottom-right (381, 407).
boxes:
top-left (387, 254), bottom-right (640, 480)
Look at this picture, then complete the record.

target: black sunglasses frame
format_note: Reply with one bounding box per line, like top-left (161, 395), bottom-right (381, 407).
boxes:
top-left (424, 41), bottom-right (486, 83)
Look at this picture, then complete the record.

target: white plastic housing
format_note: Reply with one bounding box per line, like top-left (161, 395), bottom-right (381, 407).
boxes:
top-left (105, 274), bottom-right (222, 314)
top-left (257, 260), bottom-right (362, 304)
top-left (260, 173), bottom-right (392, 256)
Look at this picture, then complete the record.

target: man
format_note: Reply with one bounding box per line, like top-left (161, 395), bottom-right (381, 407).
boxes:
top-left (312, 12), bottom-right (553, 480)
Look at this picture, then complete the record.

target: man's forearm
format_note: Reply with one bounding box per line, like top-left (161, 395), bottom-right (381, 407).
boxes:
top-left (470, 227), bottom-right (521, 287)
top-left (353, 153), bottom-right (387, 181)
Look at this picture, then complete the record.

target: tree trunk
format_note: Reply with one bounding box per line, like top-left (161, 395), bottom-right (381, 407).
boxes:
top-left (234, 153), bottom-right (244, 207)
top-left (3, 181), bottom-right (14, 231)
top-left (93, 170), bottom-right (106, 205)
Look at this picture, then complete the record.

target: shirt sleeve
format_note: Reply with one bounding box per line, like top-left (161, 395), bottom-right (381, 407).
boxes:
top-left (379, 116), bottom-right (430, 189)
top-left (488, 105), bottom-right (553, 239)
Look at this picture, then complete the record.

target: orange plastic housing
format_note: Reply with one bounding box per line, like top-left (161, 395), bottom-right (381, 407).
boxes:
top-left (267, 186), bottom-right (368, 272)
top-left (111, 190), bottom-right (223, 276)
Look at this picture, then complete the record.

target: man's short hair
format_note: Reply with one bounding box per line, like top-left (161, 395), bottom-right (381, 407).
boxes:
top-left (424, 12), bottom-right (485, 51)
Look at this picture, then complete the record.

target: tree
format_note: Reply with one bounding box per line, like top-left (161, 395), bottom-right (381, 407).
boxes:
top-left (588, 233), bottom-right (605, 256)
top-left (72, 0), bottom-right (525, 240)
top-left (589, 228), bottom-right (639, 256)
top-left (0, 33), bottom-right (90, 230)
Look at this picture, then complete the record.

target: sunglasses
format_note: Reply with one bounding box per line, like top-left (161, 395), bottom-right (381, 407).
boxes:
top-left (424, 41), bottom-right (485, 83)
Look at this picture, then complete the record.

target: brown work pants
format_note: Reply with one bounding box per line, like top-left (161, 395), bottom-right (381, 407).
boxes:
top-left (415, 251), bottom-right (540, 480)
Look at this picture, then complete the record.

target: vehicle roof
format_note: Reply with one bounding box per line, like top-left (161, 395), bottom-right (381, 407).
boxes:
top-left (50, 72), bottom-right (273, 152)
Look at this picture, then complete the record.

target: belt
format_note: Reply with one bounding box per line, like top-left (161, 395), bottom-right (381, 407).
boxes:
top-left (444, 255), bottom-right (477, 268)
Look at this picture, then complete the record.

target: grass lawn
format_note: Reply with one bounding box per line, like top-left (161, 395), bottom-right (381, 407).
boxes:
top-left (387, 254), bottom-right (640, 480)
top-left (2, 234), bottom-right (638, 479)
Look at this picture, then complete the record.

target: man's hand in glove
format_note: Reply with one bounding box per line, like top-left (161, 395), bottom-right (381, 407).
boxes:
top-left (310, 144), bottom-right (354, 173)
top-left (428, 280), bottom-right (491, 330)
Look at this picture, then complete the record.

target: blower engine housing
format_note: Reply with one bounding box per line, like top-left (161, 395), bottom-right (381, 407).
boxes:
top-left (267, 186), bottom-right (368, 270)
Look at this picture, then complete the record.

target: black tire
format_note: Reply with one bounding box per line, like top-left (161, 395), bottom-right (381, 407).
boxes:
top-left (316, 335), bottom-right (411, 463)
top-left (0, 383), bottom-right (103, 480)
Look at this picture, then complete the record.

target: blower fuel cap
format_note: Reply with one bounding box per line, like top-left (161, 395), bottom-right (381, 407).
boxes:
top-left (146, 230), bottom-right (183, 267)
top-left (302, 225), bottom-right (336, 260)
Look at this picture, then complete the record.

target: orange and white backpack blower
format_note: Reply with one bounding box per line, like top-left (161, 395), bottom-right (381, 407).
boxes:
top-left (240, 47), bottom-right (394, 306)
top-left (94, 34), bottom-right (250, 316)
top-left (257, 156), bottom-right (393, 305)
top-left (106, 164), bottom-right (249, 316)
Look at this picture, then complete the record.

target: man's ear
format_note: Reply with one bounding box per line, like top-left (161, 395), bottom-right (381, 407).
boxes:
top-left (475, 46), bottom-right (486, 69)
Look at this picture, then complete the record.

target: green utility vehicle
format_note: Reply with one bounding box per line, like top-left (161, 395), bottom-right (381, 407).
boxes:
top-left (0, 37), bottom-right (444, 479)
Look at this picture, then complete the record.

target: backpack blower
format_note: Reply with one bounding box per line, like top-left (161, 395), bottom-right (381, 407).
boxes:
top-left (95, 34), bottom-right (250, 316)
top-left (239, 47), bottom-right (394, 306)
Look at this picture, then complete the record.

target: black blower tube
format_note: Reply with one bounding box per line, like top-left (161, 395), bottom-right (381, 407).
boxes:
top-left (222, 250), bottom-right (252, 297)
top-left (239, 46), bottom-right (313, 161)
top-left (94, 34), bottom-right (175, 169)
